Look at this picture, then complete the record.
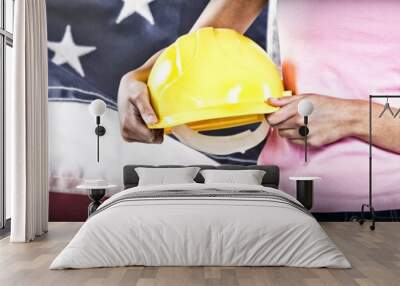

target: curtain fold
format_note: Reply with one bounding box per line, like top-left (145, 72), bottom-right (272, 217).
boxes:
top-left (8, 0), bottom-right (48, 242)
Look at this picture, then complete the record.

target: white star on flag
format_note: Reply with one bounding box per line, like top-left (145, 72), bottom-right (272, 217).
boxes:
top-left (48, 25), bottom-right (96, 77)
top-left (116, 0), bottom-right (155, 25)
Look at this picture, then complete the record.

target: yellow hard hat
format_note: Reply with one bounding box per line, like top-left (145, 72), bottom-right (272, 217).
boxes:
top-left (147, 27), bottom-right (287, 155)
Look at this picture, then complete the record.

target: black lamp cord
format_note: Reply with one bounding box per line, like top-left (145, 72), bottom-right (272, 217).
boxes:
top-left (304, 116), bottom-right (308, 162)
top-left (96, 116), bottom-right (100, 162)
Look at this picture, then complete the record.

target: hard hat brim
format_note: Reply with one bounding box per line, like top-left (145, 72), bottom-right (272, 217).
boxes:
top-left (148, 102), bottom-right (278, 133)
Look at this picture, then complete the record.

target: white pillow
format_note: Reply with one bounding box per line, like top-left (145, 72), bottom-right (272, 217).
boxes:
top-left (135, 167), bottom-right (200, 186)
top-left (200, 169), bottom-right (266, 185)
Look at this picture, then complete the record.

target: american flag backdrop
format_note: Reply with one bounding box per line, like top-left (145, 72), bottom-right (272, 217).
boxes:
top-left (47, 0), bottom-right (268, 165)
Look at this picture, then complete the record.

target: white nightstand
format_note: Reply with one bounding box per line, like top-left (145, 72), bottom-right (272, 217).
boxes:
top-left (289, 177), bottom-right (321, 210)
top-left (77, 181), bottom-right (118, 216)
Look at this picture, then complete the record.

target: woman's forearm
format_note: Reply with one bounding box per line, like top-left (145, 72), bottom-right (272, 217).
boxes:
top-left (345, 99), bottom-right (400, 154)
top-left (191, 0), bottom-right (267, 34)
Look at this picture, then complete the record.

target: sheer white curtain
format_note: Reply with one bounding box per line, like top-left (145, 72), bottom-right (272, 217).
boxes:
top-left (7, 0), bottom-right (48, 242)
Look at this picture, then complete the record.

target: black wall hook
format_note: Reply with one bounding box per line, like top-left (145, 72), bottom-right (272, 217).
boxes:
top-left (95, 126), bottom-right (106, 136)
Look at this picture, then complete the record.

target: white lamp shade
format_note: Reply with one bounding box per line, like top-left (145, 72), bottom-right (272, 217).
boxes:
top-left (89, 99), bottom-right (107, 117)
top-left (298, 99), bottom-right (314, 117)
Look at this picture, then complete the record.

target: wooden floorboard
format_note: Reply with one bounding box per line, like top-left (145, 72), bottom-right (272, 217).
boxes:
top-left (0, 222), bottom-right (399, 286)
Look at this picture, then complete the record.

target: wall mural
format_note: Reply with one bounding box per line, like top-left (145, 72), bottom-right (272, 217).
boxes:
top-left (47, 0), bottom-right (400, 221)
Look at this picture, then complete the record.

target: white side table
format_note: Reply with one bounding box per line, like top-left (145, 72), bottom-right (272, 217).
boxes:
top-left (289, 177), bottom-right (321, 210)
top-left (77, 183), bottom-right (118, 216)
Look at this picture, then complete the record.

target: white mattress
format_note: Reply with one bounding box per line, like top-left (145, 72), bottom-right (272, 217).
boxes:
top-left (50, 183), bottom-right (350, 269)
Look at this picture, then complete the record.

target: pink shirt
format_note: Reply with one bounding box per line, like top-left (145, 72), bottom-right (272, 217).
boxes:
top-left (258, 0), bottom-right (400, 212)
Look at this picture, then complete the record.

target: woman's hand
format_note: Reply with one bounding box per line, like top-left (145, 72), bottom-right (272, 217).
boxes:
top-left (117, 51), bottom-right (165, 143)
top-left (265, 94), bottom-right (358, 147)
top-left (118, 70), bottom-right (163, 143)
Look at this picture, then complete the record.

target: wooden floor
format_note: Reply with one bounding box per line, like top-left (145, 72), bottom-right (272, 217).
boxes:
top-left (0, 222), bottom-right (399, 286)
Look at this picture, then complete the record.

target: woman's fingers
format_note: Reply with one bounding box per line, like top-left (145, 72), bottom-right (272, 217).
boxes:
top-left (265, 96), bottom-right (304, 126)
top-left (127, 81), bottom-right (158, 125)
top-left (267, 95), bottom-right (302, 107)
top-left (269, 115), bottom-right (302, 129)
top-left (266, 106), bottom-right (297, 126)
top-left (118, 73), bottom-right (164, 144)
top-left (269, 113), bottom-right (304, 141)
top-left (123, 107), bottom-right (163, 143)
top-left (266, 102), bottom-right (302, 126)
top-left (278, 128), bottom-right (302, 140)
